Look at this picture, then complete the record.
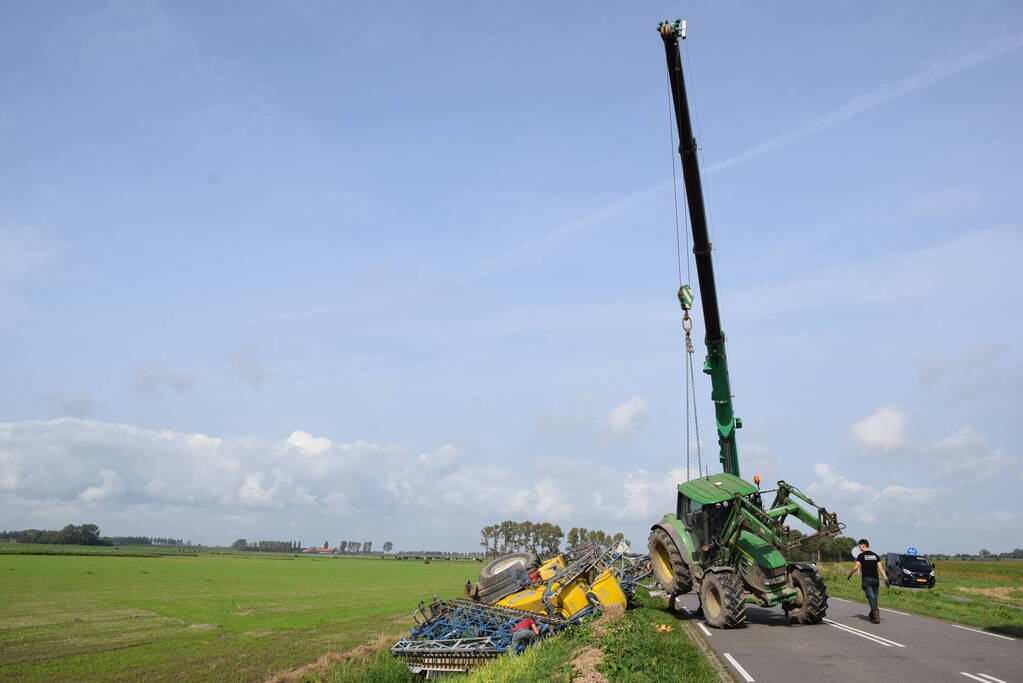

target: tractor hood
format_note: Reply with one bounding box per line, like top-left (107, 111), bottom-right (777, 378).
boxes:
top-left (678, 473), bottom-right (757, 505)
top-left (736, 530), bottom-right (787, 570)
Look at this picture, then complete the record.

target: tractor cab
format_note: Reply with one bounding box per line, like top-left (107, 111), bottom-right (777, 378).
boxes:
top-left (677, 473), bottom-right (759, 552)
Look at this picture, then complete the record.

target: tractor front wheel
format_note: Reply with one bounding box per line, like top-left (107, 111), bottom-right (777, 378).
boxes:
top-left (699, 571), bottom-right (747, 629)
top-left (786, 567), bottom-right (828, 624)
top-left (648, 528), bottom-right (693, 595)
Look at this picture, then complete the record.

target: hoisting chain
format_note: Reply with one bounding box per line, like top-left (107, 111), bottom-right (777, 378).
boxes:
top-left (679, 285), bottom-right (702, 481)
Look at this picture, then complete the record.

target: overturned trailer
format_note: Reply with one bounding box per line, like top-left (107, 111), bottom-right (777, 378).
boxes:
top-left (391, 545), bottom-right (650, 677)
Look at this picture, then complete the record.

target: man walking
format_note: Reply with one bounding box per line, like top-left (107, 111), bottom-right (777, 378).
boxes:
top-left (847, 538), bottom-right (888, 623)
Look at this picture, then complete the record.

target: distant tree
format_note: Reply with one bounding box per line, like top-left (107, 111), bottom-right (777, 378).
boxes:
top-left (340, 541), bottom-right (347, 553)
top-left (383, 541), bottom-right (393, 553)
top-left (231, 539), bottom-right (248, 550)
top-left (979, 549), bottom-right (992, 558)
top-left (365, 541), bottom-right (372, 553)
top-left (324, 540), bottom-right (329, 550)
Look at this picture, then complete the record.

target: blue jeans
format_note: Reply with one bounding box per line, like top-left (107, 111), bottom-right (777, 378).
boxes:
top-left (511, 629), bottom-right (536, 653)
top-left (862, 578), bottom-right (879, 612)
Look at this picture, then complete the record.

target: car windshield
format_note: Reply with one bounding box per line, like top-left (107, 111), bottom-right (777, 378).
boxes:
top-left (903, 557), bottom-right (931, 570)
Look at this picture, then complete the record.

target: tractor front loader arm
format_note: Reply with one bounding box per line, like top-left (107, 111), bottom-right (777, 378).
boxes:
top-left (768, 482), bottom-right (844, 543)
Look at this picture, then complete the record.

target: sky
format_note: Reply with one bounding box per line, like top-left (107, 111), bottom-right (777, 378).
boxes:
top-left (1, 1), bottom-right (1021, 555)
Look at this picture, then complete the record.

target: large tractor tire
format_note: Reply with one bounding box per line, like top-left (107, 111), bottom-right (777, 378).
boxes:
top-left (648, 528), bottom-right (693, 595)
top-left (478, 553), bottom-right (539, 603)
top-left (699, 571), bottom-right (747, 629)
top-left (786, 567), bottom-right (828, 624)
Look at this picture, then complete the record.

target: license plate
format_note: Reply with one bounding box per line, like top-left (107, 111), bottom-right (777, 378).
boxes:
top-left (916, 579), bottom-right (927, 582)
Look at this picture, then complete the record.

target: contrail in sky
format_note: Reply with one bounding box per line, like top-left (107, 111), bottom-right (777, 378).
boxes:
top-left (705, 30), bottom-right (1023, 174)
top-left (455, 30), bottom-right (1023, 286)
top-left (269, 31), bottom-right (1023, 321)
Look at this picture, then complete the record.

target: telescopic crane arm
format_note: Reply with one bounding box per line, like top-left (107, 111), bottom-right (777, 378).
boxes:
top-left (659, 20), bottom-right (741, 477)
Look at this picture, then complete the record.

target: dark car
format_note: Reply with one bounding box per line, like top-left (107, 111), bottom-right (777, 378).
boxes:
top-left (886, 553), bottom-right (935, 588)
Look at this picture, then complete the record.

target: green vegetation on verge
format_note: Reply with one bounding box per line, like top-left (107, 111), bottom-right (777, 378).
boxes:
top-left (597, 591), bottom-right (719, 682)
top-left (819, 561), bottom-right (1023, 638)
top-left (326, 590), bottom-right (720, 682)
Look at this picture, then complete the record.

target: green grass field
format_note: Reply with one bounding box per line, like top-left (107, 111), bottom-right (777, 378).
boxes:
top-left (0, 550), bottom-right (477, 681)
top-left (4, 549), bottom-right (1018, 681)
top-left (819, 561), bottom-right (1023, 638)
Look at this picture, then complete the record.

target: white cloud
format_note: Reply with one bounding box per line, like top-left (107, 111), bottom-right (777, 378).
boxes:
top-left (742, 443), bottom-right (778, 485)
top-left (605, 396), bottom-right (650, 443)
top-left (79, 469), bottom-right (125, 502)
top-left (977, 510), bottom-right (1023, 527)
top-left (0, 418), bottom-right (687, 547)
top-left (850, 405), bottom-right (909, 454)
top-left (927, 426), bottom-right (1014, 485)
top-left (417, 444), bottom-right (461, 472)
top-left (849, 406), bottom-right (1014, 484)
top-left (808, 462), bottom-right (946, 526)
top-left (285, 430), bottom-right (332, 456)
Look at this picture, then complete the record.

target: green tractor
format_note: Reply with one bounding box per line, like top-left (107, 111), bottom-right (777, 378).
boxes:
top-left (647, 20), bottom-right (844, 629)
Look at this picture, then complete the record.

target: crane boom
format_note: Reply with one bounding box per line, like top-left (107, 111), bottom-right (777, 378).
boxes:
top-left (659, 20), bottom-right (740, 477)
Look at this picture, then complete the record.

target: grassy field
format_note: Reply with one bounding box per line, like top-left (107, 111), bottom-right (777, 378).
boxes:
top-left (0, 550), bottom-right (477, 681)
top-left (7, 549), bottom-right (1015, 681)
top-left (818, 561), bottom-right (1023, 638)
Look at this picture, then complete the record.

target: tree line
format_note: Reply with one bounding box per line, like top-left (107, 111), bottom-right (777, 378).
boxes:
top-left (231, 540), bottom-right (302, 552)
top-left (479, 521), bottom-right (631, 557)
top-left (565, 527), bottom-right (629, 551)
top-left (107, 536), bottom-right (188, 546)
top-left (339, 540), bottom-right (374, 553)
top-left (2, 524), bottom-right (109, 546)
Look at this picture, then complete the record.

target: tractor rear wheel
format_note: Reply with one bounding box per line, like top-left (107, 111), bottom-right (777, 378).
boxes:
top-left (478, 553), bottom-right (539, 603)
top-left (479, 552), bottom-right (539, 587)
top-left (786, 567), bottom-right (827, 624)
top-left (647, 528), bottom-right (693, 595)
top-left (699, 571), bottom-right (747, 629)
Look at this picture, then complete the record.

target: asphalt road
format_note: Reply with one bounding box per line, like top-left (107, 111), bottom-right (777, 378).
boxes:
top-left (671, 591), bottom-right (1020, 683)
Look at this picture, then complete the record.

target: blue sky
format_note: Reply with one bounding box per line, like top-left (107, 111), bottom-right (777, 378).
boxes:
top-left (1, 1), bottom-right (1021, 554)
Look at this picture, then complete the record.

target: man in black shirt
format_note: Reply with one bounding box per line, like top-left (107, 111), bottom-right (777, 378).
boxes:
top-left (847, 538), bottom-right (888, 623)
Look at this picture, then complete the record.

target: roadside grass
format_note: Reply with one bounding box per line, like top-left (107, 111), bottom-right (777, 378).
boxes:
top-left (0, 553), bottom-right (478, 681)
top-left (328, 647), bottom-right (412, 682)
top-left (597, 590), bottom-right (719, 682)
top-left (337, 590), bottom-right (722, 682)
top-left (819, 561), bottom-right (1023, 638)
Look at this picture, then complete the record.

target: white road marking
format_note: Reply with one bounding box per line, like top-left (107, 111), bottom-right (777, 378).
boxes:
top-left (974, 673), bottom-right (1009, 683)
top-left (879, 607), bottom-right (911, 616)
top-left (823, 618), bottom-right (906, 647)
top-left (697, 621), bottom-right (712, 637)
top-left (961, 674), bottom-right (1009, 683)
top-left (830, 597), bottom-right (852, 602)
top-left (951, 624), bottom-right (1015, 641)
top-left (723, 653), bottom-right (755, 682)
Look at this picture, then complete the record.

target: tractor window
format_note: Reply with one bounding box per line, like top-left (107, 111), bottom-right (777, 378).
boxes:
top-left (677, 494), bottom-right (701, 518)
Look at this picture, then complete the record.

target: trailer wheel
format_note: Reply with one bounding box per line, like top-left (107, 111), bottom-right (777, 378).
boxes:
top-left (699, 571), bottom-right (746, 629)
top-left (786, 567), bottom-right (827, 624)
top-left (648, 528), bottom-right (693, 595)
